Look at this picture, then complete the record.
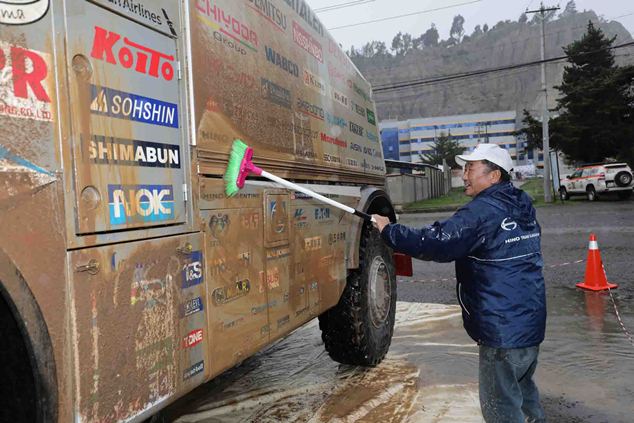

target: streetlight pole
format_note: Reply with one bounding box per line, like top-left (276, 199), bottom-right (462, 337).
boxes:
top-left (527, 2), bottom-right (559, 203)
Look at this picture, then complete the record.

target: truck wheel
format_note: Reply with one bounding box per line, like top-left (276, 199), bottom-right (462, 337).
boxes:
top-left (318, 226), bottom-right (396, 366)
top-left (559, 187), bottom-right (569, 201)
top-left (617, 190), bottom-right (632, 200)
top-left (586, 186), bottom-right (598, 202)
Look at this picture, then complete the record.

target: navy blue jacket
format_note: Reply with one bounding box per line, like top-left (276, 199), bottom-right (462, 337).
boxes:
top-left (381, 182), bottom-right (546, 348)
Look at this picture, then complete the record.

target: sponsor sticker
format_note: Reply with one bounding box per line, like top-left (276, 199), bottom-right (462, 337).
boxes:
top-left (182, 251), bottom-right (203, 289)
top-left (366, 131), bottom-right (379, 143)
top-left (0, 41), bottom-right (53, 121)
top-left (314, 207), bottom-right (330, 220)
top-left (0, 0), bottom-right (49, 25)
top-left (107, 184), bottom-right (175, 225)
top-left (213, 279), bottom-right (251, 305)
top-left (180, 297), bottom-right (204, 318)
top-left (320, 132), bottom-right (347, 148)
top-left (90, 85), bottom-right (179, 128)
top-left (351, 101), bottom-right (366, 119)
top-left (261, 78), bottom-right (291, 109)
top-left (328, 231), bottom-right (346, 245)
top-left (349, 121), bottom-right (364, 137)
top-left (183, 360), bottom-right (204, 380)
top-left (196, 1), bottom-right (258, 52)
top-left (296, 98), bottom-right (324, 121)
top-left (90, 26), bottom-right (175, 80)
top-left (331, 88), bottom-right (349, 108)
top-left (304, 236), bottom-right (322, 251)
top-left (292, 21), bottom-right (323, 62)
top-left (247, 0), bottom-right (287, 32)
top-left (284, 0), bottom-right (324, 36)
top-left (264, 45), bottom-right (298, 77)
top-left (182, 329), bottom-right (204, 349)
top-left (86, 135), bottom-right (180, 168)
top-left (302, 69), bottom-right (326, 96)
top-left (366, 109), bottom-right (376, 126)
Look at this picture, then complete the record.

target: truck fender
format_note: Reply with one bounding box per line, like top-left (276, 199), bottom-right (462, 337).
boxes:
top-left (347, 187), bottom-right (397, 270)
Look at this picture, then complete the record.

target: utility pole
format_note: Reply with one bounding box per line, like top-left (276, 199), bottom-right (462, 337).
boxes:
top-left (527, 2), bottom-right (559, 203)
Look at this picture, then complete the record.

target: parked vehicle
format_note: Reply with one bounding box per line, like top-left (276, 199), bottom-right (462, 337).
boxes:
top-left (559, 163), bottom-right (633, 201)
top-left (0, 1), bottom-right (409, 421)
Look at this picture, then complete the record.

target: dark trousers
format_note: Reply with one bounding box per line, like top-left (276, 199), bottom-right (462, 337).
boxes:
top-left (479, 345), bottom-right (546, 423)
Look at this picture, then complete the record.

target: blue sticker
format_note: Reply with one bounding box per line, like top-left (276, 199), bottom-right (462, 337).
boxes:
top-left (183, 360), bottom-right (204, 380)
top-left (181, 297), bottom-right (204, 317)
top-left (90, 84), bottom-right (179, 128)
top-left (182, 250), bottom-right (203, 289)
top-left (107, 184), bottom-right (174, 225)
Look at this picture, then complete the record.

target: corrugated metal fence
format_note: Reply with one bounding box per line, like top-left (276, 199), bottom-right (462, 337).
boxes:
top-left (384, 160), bottom-right (452, 209)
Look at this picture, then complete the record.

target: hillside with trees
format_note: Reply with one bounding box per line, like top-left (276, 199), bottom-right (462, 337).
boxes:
top-left (349, 2), bottom-right (634, 121)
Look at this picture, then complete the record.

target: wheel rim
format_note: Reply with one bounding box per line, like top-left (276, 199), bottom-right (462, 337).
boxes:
top-left (368, 256), bottom-right (392, 328)
top-left (588, 190), bottom-right (595, 200)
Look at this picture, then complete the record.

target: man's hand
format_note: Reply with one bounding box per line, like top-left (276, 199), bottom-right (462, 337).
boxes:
top-left (371, 214), bottom-right (391, 233)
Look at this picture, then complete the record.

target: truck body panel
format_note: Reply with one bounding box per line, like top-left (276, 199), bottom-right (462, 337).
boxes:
top-left (0, 1), bottom-right (393, 421)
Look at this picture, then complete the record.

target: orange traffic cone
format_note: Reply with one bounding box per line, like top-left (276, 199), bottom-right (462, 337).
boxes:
top-left (576, 233), bottom-right (618, 291)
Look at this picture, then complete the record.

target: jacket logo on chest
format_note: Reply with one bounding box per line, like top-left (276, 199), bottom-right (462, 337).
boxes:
top-left (501, 218), bottom-right (518, 231)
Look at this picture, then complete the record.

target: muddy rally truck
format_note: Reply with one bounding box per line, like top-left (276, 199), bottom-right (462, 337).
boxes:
top-left (0, 0), bottom-right (410, 421)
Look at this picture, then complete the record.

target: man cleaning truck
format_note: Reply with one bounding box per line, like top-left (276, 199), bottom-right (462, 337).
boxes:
top-left (0, 1), bottom-right (408, 421)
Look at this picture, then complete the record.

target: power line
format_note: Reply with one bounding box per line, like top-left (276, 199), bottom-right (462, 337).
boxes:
top-left (372, 40), bottom-right (634, 92)
top-left (315, 0), bottom-right (375, 13)
top-left (327, 0), bottom-right (482, 30)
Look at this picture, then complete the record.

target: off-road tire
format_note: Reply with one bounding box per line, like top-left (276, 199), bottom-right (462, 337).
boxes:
top-left (318, 225), bottom-right (396, 366)
top-left (559, 187), bottom-right (569, 201)
top-left (614, 171), bottom-right (633, 187)
top-left (617, 190), bottom-right (632, 200)
top-left (586, 186), bottom-right (598, 202)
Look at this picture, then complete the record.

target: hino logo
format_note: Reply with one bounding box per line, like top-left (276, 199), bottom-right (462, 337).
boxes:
top-left (501, 218), bottom-right (518, 231)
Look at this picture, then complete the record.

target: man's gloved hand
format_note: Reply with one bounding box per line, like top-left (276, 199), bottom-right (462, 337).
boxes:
top-left (371, 214), bottom-right (390, 233)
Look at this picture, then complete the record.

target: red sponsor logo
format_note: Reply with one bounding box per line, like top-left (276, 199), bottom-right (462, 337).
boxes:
top-left (320, 132), bottom-right (347, 148)
top-left (292, 21), bottom-right (323, 63)
top-left (0, 44), bottom-right (49, 102)
top-left (90, 26), bottom-right (175, 81)
top-left (0, 42), bottom-right (53, 121)
top-left (182, 329), bottom-right (204, 348)
top-left (196, 0), bottom-right (259, 50)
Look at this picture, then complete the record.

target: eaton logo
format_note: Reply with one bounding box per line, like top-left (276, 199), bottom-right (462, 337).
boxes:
top-left (108, 184), bottom-right (174, 225)
top-left (315, 207), bottom-right (331, 220)
top-left (182, 250), bottom-right (203, 289)
top-left (90, 85), bottom-right (179, 128)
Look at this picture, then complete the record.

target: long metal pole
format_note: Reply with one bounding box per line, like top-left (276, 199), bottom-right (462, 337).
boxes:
top-left (539, 7), bottom-right (552, 202)
top-left (527, 2), bottom-right (558, 202)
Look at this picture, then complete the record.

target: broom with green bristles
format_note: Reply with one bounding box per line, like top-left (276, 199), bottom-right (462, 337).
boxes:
top-left (224, 139), bottom-right (375, 223)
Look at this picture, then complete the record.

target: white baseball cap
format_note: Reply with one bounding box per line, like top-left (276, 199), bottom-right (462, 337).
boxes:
top-left (455, 143), bottom-right (514, 173)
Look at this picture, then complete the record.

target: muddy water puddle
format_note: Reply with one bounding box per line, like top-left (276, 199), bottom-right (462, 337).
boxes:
top-left (170, 292), bottom-right (634, 422)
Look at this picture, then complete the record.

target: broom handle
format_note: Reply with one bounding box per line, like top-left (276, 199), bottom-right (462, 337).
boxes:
top-left (260, 170), bottom-right (376, 223)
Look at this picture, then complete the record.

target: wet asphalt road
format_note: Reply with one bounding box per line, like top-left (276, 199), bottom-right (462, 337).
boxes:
top-left (397, 196), bottom-right (634, 423)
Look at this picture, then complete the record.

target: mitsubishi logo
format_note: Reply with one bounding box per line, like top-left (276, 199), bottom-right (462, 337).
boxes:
top-left (501, 218), bottom-right (518, 231)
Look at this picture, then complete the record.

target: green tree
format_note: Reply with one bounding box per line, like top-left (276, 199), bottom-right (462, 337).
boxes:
top-left (561, 1), bottom-right (578, 17)
top-left (554, 22), bottom-right (634, 164)
top-left (450, 15), bottom-right (465, 43)
top-left (421, 24), bottom-right (439, 47)
top-left (419, 132), bottom-right (464, 168)
top-left (515, 109), bottom-right (543, 150)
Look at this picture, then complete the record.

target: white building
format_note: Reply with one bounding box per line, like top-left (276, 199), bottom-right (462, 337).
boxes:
top-left (380, 111), bottom-right (545, 167)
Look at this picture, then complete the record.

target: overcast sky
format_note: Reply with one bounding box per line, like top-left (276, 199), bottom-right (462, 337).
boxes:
top-left (308, 0), bottom-right (634, 50)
